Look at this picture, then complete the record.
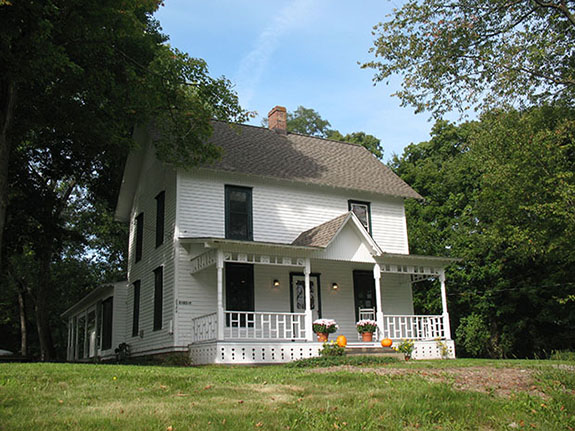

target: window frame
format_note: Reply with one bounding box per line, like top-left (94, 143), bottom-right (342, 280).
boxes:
top-left (135, 213), bottom-right (144, 262)
top-left (132, 280), bottom-right (141, 337)
top-left (153, 267), bottom-right (163, 331)
top-left (155, 191), bottom-right (165, 248)
top-left (225, 185), bottom-right (253, 241)
top-left (348, 200), bottom-right (372, 234)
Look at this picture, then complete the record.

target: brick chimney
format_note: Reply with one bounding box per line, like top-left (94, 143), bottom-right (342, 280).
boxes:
top-left (268, 106), bottom-right (287, 134)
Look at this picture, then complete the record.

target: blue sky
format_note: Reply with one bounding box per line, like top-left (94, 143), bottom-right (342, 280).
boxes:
top-left (155, 0), bottom-right (436, 161)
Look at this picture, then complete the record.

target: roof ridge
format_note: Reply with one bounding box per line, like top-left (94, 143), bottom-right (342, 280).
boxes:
top-left (211, 119), bottom-right (376, 152)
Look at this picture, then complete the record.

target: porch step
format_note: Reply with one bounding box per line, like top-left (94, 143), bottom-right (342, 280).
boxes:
top-left (345, 345), bottom-right (403, 359)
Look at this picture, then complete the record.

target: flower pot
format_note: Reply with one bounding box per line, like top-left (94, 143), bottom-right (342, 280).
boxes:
top-left (361, 332), bottom-right (373, 342)
top-left (317, 332), bottom-right (329, 342)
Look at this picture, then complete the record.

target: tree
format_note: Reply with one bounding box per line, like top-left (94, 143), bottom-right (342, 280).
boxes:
top-left (363, 0), bottom-right (575, 116)
top-left (0, 0), bottom-right (248, 359)
top-left (287, 106), bottom-right (332, 137)
top-left (264, 106), bottom-right (384, 158)
top-left (392, 106), bottom-right (575, 357)
top-left (328, 131), bottom-right (384, 159)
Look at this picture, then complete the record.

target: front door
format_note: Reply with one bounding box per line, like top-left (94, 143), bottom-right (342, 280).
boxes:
top-left (290, 273), bottom-right (322, 320)
top-left (353, 270), bottom-right (376, 322)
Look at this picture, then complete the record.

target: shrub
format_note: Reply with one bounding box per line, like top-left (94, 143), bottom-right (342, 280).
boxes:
top-left (320, 341), bottom-right (345, 357)
top-left (455, 313), bottom-right (491, 357)
top-left (550, 350), bottom-right (575, 361)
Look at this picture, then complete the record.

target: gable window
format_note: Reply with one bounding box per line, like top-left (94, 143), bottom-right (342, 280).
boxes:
top-left (348, 200), bottom-right (371, 234)
top-left (132, 280), bottom-right (141, 337)
top-left (225, 185), bottom-right (253, 240)
top-left (153, 267), bottom-right (163, 331)
top-left (155, 191), bottom-right (165, 248)
top-left (135, 213), bottom-right (144, 262)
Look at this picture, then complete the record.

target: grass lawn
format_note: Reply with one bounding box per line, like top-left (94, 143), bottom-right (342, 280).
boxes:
top-left (1, 359), bottom-right (574, 430)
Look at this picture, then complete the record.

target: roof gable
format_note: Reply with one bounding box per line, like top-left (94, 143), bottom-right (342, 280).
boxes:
top-left (292, 212), bottom-right (382, 260)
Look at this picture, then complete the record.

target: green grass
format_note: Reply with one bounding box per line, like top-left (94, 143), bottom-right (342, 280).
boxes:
top-left (1, 359), bottom-right (574, 430)
top-left (285, 355), bottom-right (399, 368)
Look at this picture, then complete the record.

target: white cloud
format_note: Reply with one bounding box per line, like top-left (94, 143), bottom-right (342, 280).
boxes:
top-left (235, 0), bottom-right (316, 107)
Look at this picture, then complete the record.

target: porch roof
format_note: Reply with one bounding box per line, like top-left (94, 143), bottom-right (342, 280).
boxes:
top-left (60, 282), bottom-right (124, 319)
top-left (378, 253), bottom-right (460, 266)
top-left (180, 237), bottom-right (321, 253)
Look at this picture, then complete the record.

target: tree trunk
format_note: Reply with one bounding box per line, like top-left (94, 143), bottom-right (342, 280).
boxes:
top-left (34, 245), bottom-right (56, 361)
top-left (0, 79), bottom-right (16, 262)
top-left (35, 298), bottom-right (55, 361)
top-left (17, 287), bottom-right (28, 357)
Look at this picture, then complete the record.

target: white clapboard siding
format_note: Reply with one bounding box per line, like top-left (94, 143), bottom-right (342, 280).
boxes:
top-left (125, 150), bottom-right (178, 356)
top-left (110, 281), bottom-right (128, 356)
top-left (177, 170), bottom-right (409, 254)
top-left (174, 243), bottom-right (218, 346)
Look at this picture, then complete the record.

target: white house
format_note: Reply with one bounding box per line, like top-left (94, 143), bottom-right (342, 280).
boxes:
top-left (63, 106), bottom-right (456, 364)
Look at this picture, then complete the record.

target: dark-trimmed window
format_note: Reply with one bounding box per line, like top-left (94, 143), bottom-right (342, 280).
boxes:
top-left (101, 297), bottom-right (113, 350)
top-left (132, 280), bottom-right (141, 337)
top-left (153, 267), bottom-right (163, 331)
top-left (155, 191), bottom-right (165, 248)
top-left (135, 213), bottom-right (144, 262)
top-left (225, 185), bottom-right (253, 240)
top-left (348, 200), bottom-right (371, 234)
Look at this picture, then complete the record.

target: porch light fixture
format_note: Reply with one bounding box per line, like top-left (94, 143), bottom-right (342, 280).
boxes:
top-left (331, 282), bottom-right (339, 291)
top-left (272, 279), bottom-right (280, 288)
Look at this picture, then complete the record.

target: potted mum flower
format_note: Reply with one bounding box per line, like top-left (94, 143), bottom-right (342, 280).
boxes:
top-left (356, 319), bottom-right (378, 342)
top-left (312, 318), bottom-right (338, 342)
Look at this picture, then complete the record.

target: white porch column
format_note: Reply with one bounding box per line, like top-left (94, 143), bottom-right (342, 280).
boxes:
top-left (439, 269), bottom-right (452, 340)
top-left (216, 249), bottom-right (224, 341)
top-left (304, 257), bottom-right (314, 341)
top-left (374, 263), bottom-right (384, 340)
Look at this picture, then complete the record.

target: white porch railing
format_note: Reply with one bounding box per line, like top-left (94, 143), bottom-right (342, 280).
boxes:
top-left (191, 312), bottom-right (218, 343)
top-left (381, 315), bottom-right (445, 340)
top-left (224, 311), bottom-right (307, 340)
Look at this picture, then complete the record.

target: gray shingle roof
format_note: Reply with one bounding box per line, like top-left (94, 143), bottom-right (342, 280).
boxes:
top-left (291, 212), bottom-right (350, 248)
top-left (204, 122), bottom-right (422, 199)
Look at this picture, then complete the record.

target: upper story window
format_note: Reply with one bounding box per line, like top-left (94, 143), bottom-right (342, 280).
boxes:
top-left (225, 185), bottom-right (253, 241)
top-left (135, 213), bottom-right (144, 262)
top-left (348, 200), bottom-right (371, 234)
top-left (155, 191), bottom-right (165, 248)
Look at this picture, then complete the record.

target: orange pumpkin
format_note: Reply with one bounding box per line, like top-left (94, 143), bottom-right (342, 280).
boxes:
top-left (381, 338), bottom-right (393, 348)
top-left (336, 335), bottom-right (347, 347)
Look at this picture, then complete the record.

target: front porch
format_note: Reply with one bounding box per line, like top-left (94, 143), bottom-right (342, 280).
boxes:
top-left (188, 311), bottom-right (454, 364)
top-left (184, 231), bottom-right (456, 364)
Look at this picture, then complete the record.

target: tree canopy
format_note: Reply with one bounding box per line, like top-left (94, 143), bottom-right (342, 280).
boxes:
top-left (0, 0), bottom-right (248, 359)
top-left (272, 106), bottom-right (384, 159)
top-left (363, 0), bottom-right (575, 116)
top-left (393, 105), bottom-right (575, 357)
